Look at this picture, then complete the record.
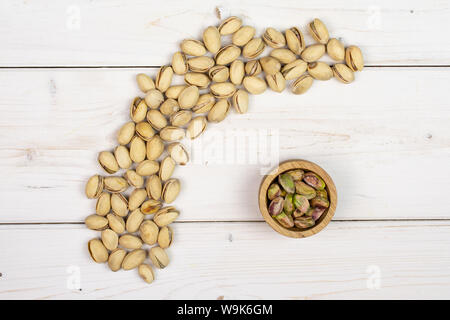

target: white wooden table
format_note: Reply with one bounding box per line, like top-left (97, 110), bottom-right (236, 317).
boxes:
top-left (1, 0), bottom-right (450, 299)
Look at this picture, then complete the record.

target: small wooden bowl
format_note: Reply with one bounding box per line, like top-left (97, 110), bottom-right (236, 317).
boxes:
top-left (258, 160), bottom-right (337, 238)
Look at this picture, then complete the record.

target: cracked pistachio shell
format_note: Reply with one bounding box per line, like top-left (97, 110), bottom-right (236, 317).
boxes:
top-left (180, 39), bottom-right (206, 56)
top-left (245, 60), bottom-right (262, 76)
top-left (327, 38), bottom-right (345, 61)
top-left (128, 189), bottom-right (147, 211)
top-left (188, 56), bottom-right (215, 73)
top-left (140, 220), bottom-right (159, 245)
top-left (159, 156), bottom-right (176, 181)
top-left (186, 116), bottom-right (207, 139)
top-left (229, 60), bottom-right (245, 85)
top-left (260, 56), bottom-right (281, 76)
top-left (106, 213), bottom-right (125, 234)
top-left (281, 59), bottom-right (307, 80)
top-left (130, 97), bottom-right (148, 123)
top-left (135, 121), bottom-right (155, 141)
top-left (158, 226), bottom-right (173, 249)
top-left (266, 72), bottom-right (286, 93)
top-left (242, 37), bottom-right (265, 59)
top-left (208, 65), bottom-right (229, 83)
top-left (285, 27), bottom-right (305, 55)
top-left (345, 46), bottom-right (364, 71)
top-left (104, 176), bottom-right (128, 193)
top-left (295, 181), bottom-right (316, 199)
top-left (303, 172), bottom-right (326, 190)
top-left (129, 136), bottom-right (146, 163)
top-left (122, 249), bottom-right (146, 271)
top-left (167, 143), bottom-right (189, 165)
top-left (293, 194), bottom-right (310, 213)
top-left (332, 63), bottom-right (355, 84)
top-left (136, 160), bottom-right (159, 176)
top-left (301, 44), bottom-right (326, 63)
top-left (166, 85), bottom-right (186, 100)
top-left (215, 45), bottom-right (241, 66)
top-left (171, 52), bottom-right (189, 75)
top-left (193, 93), bottom-right (215, 114)
top-left (124, 169), bottom-right (144, 188)
top-left (184, 72), bottom-right (210, 89)
top-left (149, 247), bottom-right (170, 269)
top-left (232, 89), bottom-right (249, 114)
top-left (141, 199), bottom-right (162, 215)
top-left (210, 82), bottom-right (236, 99)
top-left (170, 110), bottom-right (192, 127)
top-left (310, 196), bottom-right (330, 208)
top-left (96, 192), bottom-right (111, 216)
top-left (126, 208), bottom-right (144, 233)
top-left (146, 174), bottom-right (162, 200)
top-left (85, 214), bottom-right (108, 231)
top-left (284, 194), bottom-right (295, 214)
top-left (270, 48), bottom-right (296, 64)
top-left (291, 74), bottom-right (313, 95)
top-left (275, 212), bottom-right (295, 228)
top-left (243, 76), bottom-right (267, 95)
top-left (111, 193), bottom-right (128, 217)
top-left (268, 196), bottom-right (284, 216)
top-left (267, 183), bottom-right (281, 200)
top-left (308, 62), bottom-right (333, 81)
top-left (144, 89), bottom-right (164, 109)
top-left (159, 126), bottom-right (185, 142)
top-left (146, 135), bottom-right (164, 161)
top-left (263, 27), bottom-right (286, 48)
top-left (218, 16), bottom-right (242, 35)
top-left (117, 122), bottom-right (135, 145)
top-left (278, 173), bottom-right (295, 193)
top-left (207, 99), bottom-right (230, 122)
top-left (88, 239), bottom-right (108, 263)
top-left (162, 178), bottom-right (181, 204)
top-left (178, 85), bottom-right (200, 110)
top-left (101, 229), bottom-right (118, 251)
top-left (108, 248), bottom-right (126, 272)
top-left (154, 206), bottom-right (179, 227)
top-left (203, 26), bottom-right (221, 54)
top-left (147, 109), bottom-right (167, 131)
top-left (85, 175), bottom-right (103, 199)
top-left (232, 26), bottom-right (256, 46)
top-left (98, 151), bottom-right (119, 174)
top-left (114, 145), bottom-right (132, 169)
top-left (119, 234), bottom-right (143, 250)
top-left (308, 18), bottom-right (329, 44)
top-left (294, 216), bottom-right (315, 228)
top-left (136, 73), bottom-right (155, 93)
top-left (160, 98), bottom-right (180, 116)
top-left (139, 264), bottom-right (155, 284)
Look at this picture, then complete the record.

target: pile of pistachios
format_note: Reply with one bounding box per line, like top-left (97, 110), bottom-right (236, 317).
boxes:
top-left (83, 15), bottom-right (362, 284)
top-left (268, 170), bottom-right (330, 229)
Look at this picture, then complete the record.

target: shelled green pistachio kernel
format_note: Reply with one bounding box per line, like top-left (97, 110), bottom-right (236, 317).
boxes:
top-left (278, 173), bottom-right (295, 194)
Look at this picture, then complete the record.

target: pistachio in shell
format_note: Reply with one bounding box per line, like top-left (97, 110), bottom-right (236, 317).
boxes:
top-left (154, 207), bottom-right (179, 227)
top-left (110, 193), bottom-right (128, 217)
top-left (128, 188), bottom-right (147, 211)
top-left (117, 122), bottom-right (135, 145)
top-left (178, 85), bottom-right (200, 110)
top-left (136, 73), bottom-right (155, 93)
top-left (207, 99), bottom-right (230, 122)
top-left (135, 121), bottom-right (155, 141)
top-left (243, 76), bottom-right (267, 95)
top-left (85, 214), bottom-right (108, 231)
top-left (88, 239), bottom-right (109, 263)
top-left (307, 62), bottom-right (333, 81)
top-left (345, 45), bottom-right (364, 71)
top-left (184, 72), bottom-right (211, 89)
top-left (232, 25), bottom-right (255, 46)
top-left (203, 26), bottom-right (221, 54)
top-left (159, 126), bottom-right (186, 142)
top-left (180, 39), bottom-right (206, 57)
top-left (130, 97), bottom-right (148, 123)
top-left (270, 48), bottom-right (296, 64)
top-left (124, 169), bottom-right (144, 188)
top-left (129, 136), bottom-right (146, 163)
top-left (159, 156), bottom-right (176, 181)
top-left (193, 93), bottom-right (215, 114)
top-left (215, 45), bottom-right (241, 66)
top-left (106, 213), bottom-right (125, 234)
top-left (242, 37), bottom-right (265, 59)
top-left (85, 175), bottom-right (103, 199)
top-left (300, 44), bottom-right (325, 63)
top-left (167, 142), bottom-right (189, 165)
top-left (104, 176), bottom-right (128, 194)
top-left (138, 264), bottom-right (155, 284)
top-left (229, 59), bottom-right (245, 85)
top-left (101, 229), bottom-right (118, 251)
top-left (308, 18), bottom-right (329, 44)
top-left (139, 220), bottom-right (159, 245)
top-left (332, 63), bottom-right (355, 84)
top-left (125, 208), bottom-right (144, 233)
top-left (96, 192), bottom-right (111, 216)
top-left (149, 247), bottom-right (170, 269)
top-left (186, 116), bottom-right (207, 139)
top-left (146, 174), bottom-right (162, 200)
top-left (266, 72), bottom-right (286, 93)
top-left (144, 89), bottom-right (164, 109)
top-left (291, 74), bottom-right (313, 95)
top-left (141, 199), bottom-right (162, 215)
top-left (158, 226), bottom-right (173, 249)
top-left (245, 59), bottom-right (262, 76)
top-left (187, 56), bottom-right (215, 73)
top-left (146, 135), bottom-right (164, 161)
top-left (98, 151), bottom-right (119, 174)
top-left (160, 98), bottom-right (180, 116)
top-left (218, 16), bottom-right (242, 35)
top-left (285, 27), bottom-right (305, 55)
top-left (260, 56), bottom-right (281, 76)
top-left (119, 234), bottom-right (143, 250)
top-left (122, 249), bottom-right (146, 271)
top-left (281, 59), bottom-right (308, 81)
top-left (263, 27), bottom-right (286, 48)
top-left (136, 160), bottom-right (159, 176)
top-left (327, 38), bottom-right (345, 61)
top-left (114, 145), bottom-right (132, 170)
top-left (232, 89), bottom-right (249, 114)
top-left (108, 248), bottom-right (126, 272)
top-left (171, 51), bottom-right (189, 75)
top-left (147, 109), bottom-right (168, 131)
top-left (210, 82), bottom-right (236, 99)
top-left (162, 178), bottom-right (181, 204)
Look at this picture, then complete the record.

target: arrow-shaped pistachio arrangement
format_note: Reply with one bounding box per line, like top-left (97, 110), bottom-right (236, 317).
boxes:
top-left (84, 16), bottom-right (364, 284)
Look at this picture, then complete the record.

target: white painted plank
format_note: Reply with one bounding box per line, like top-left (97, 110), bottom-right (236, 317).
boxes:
top-left (0, 221), bottom-right (450, 299)
top-left (0, 0), bottom-right (449, 66)
top-left (0, 67), bottom-right (449, 222)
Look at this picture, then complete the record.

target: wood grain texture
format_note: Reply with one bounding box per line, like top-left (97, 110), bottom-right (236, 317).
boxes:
top-left (1, 221), bottom-right (450, 299)
top-left (0, 0), bottom-right (449, 66)
top-left (0, 67), bottom-right (449, 222)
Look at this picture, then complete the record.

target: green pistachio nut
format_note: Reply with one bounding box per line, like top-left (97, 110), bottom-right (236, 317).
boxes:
top-left (303, 172), bottom-right (326, 190)
top-left (278, 173), bottom-right (295, 194)
top-left (283, 194), bottom-right (295, 214)
top-left (315, 189), bottom-right (328, 199)
top-left (293, 208), bottom-right (304, 218)
top-left (311, 207), bottom-right (326, 221)
top-left (287, 169), bottom-right (304, 181)
top-left (294, 217), bottom-right (315, 229)
top-left (268, 196), bottom-right (284, 216)
top-left (267, 183), bottom-right (281, 200)
top-left (310, 196), bottom-right (330, 208)
top-left (294, 181), bottom-right (316, 199)
top-left (293, 194), bottom-right (310, 213)
top-left (304, 208), bottom-right (313, 217)
top-left (275, 212), bottom-right (294, 228)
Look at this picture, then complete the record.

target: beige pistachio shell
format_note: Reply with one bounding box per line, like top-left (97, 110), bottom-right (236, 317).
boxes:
top-left (178, 85), bottom-right (200, 110)
top-left (180, 39), bottom-right (206, 56)
top-left (147, 109), bottom-right (168, 131)
top-left (126, 208), bottom-right (144, 233)
top-left (281, 59), bottom-right (307, 80)
top-left (135, 121), bottom-right (155, 141)
top-left (156, 66), bottom-right (173, 92)
top-left (136, 160), bottom-right (159, 176)
top-left (270, 48), bottom-right (296, 64)
top-left (130, 97), bottom-right (148, 123)
top-left (98, 151), bottom-right (119, 174)
top-left (144, 89), bottom-right (164, 109)
top-left (291, 74), bottom-right (314, 95)
top-left (260, 56), bottom-right (281, 76)
top-left (307, 62), bottom-right (333, 80)
top-left (119, 234), bottom-right (143, 250)
top-left (308, 18), bottom-right (329, 44)
top-left (301, 44), bottom-right (326, 63)
top-left (245, 60), bottom-right (262, 76)
top-left (285, 27), bottom-right (305, 55)
top-left (215, 45), bottom-right (241, 66)
top-left (129, 136), bottom-right (146, 163)
top-left (146, 174), bottom-right (162, 200)
top-left (266, 72), bottom-right (286, 92)
top-left (88, 239), bottom-right (108, 263)
top-left (218, 16), bottom-right (242, 35)
top-left (167, 143), bottom-right (189, 165)
top-left (193, 93), bottom-right (215, 114)
top-left (170, 110), bottom-right (192, 127)
top-left (171, 52), bottom-right (189, 75)
top-left (207, 99), bottom-right (230, 122)
top-left (106, 213), bottom-right (125, 234)
top-left (165, 85), bottom-right (186, 100)
top-left (232, 89), bottom-right (249, 114)
top-left (332, 63), bottom-right (355, 84)
top-left (232, 26), bottom-right (256, 46)
top-left (243, 76), bottom-right (267, 95)
top-left (128, 188), bottom-right (147, 211)
top-left (138, 264), bottom-right (155, 284)
top-left (140, 199), bottom-right (162, 215)
top-left (159, 156), bottom-right (176, 181)
top-left (345, 45), bottom-right (364, 71)
top-left (122, 249), bottom-right (146, 271)
top-left (117, 122), bottom-right (135, 145)
top-left (210, 82), bottom-right (236, 99)
top-left (242, 37), bottom-right (265, 59)
top-left (158, 226), bottom-right (173, 249)
top-left (229, 59), bottom-right (245, 85)
top-left (162, 178), bottom-right (181, 204)
top-left (95, 192), bottom-right (111, 216)
top-left (114, 145), bottom-right (132, 170)
top-left (159, 126), bottom-right (185, 142)
top-left (263, 27), bottom-right (286, 48)
top-left (208, 65), bottom-right (229, 83)
top-left (85, 175), bottom-right (103, 199)
top-left (136, 73), bottom-right (155, 93)
top-left (110, 193), bottom-right (128, 217)
top-left (188, 56), bottom-right (215, 73)
top-left (108, 248), bottom-right (126, 272)
top-left (140, 220), bottom-right (159, 245)
top-left (85, 214), bottom-right (108, 231)
top-left (154, 206), bottom-right (179, 227)
top-left (186, 116), bottom-right (207, 139)
top-left (149, 247), bottom-right (170, 269)
top-left (184, 72), bottom-right (211, 89)
top-left (104, 176), bottom-right (128, 194)
top-left (124, 169), bottom-right (144, 188)
top-left (160, 98), bottom-right (180, 116)
top-left (101, 229), bottom-right (118, 251)
top-left (146, 135), bottom-right (164, 161)
top-left (203, 26), bottom-right (221, 54)
top-left (327, 38), bottom-right (345, 61)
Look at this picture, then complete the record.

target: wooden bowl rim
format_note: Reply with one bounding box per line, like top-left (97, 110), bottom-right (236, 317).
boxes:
top-left (258, 159), bottom-right (337, 238)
